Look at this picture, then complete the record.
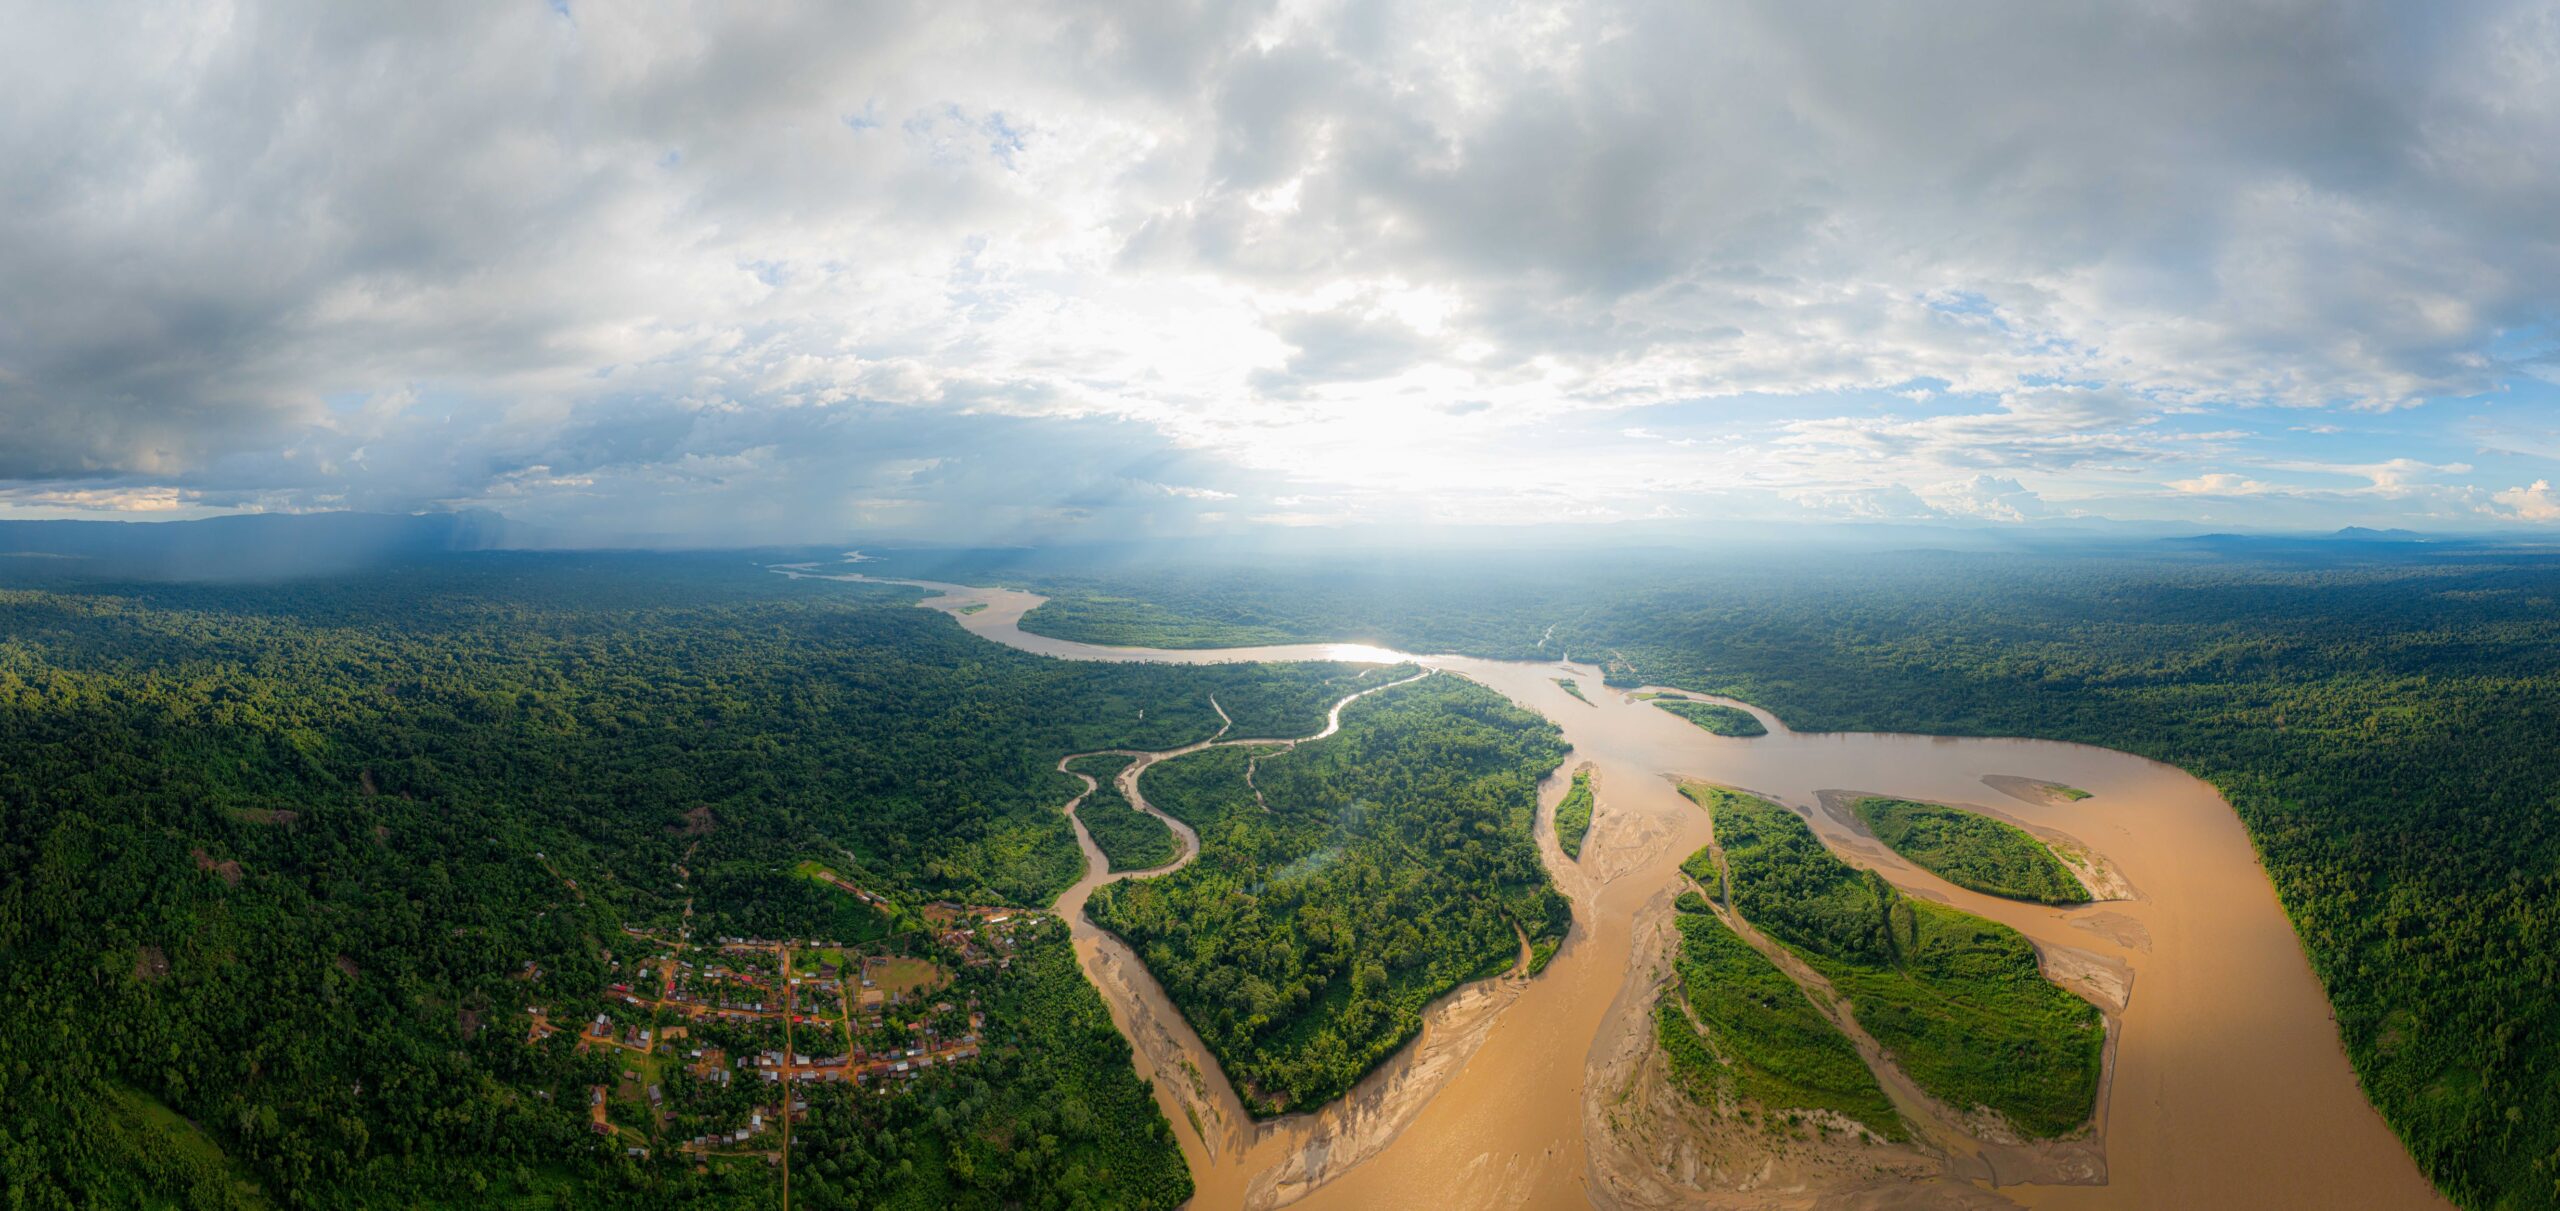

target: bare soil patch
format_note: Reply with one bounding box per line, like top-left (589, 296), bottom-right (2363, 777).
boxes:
top-left (191, 848), bottom-right (243, 886)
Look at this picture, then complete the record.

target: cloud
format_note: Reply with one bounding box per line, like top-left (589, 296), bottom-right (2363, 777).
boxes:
top-left (0, 485), bottom-right (202, 513)
top-left (1150, 482), bottom-right (1237, 501)
top-left (1922, 475), bottom-right (2049, 522)
top-left (2259, 457), bottom-right (2476, 497)
top-left (1774, 388), bottom-right (2174, 474)
top-left (2492, 480), bottom-right (2560, 522)
top-left (1780, 483), bottom-right (1941, 522)
top-left (2, 1), bottom-right (2557, 537)
top-left (2168, 473), bottom-right (2280, 496)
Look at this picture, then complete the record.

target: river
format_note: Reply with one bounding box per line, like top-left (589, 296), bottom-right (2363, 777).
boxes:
top-left (774, 567), bottom-right (2444, 1210)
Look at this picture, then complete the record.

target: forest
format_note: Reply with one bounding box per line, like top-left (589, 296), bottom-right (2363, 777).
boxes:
top-left (0, 553), bottom-right (1382, 1206)
top-left (1014, 543), bottom-right (2560, 1208)
top-left (1085, 674), bottom-right (1570, 1114)
top-left (1063, 754), bottom-right (1178, 872)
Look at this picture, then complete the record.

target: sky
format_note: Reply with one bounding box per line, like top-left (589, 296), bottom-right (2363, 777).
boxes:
top-left (3, 0), bottom-right (2559, 544)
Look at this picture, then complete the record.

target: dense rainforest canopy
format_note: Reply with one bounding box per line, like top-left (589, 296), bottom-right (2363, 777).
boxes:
top-left (0, 552), bottom-right (1384, 1206)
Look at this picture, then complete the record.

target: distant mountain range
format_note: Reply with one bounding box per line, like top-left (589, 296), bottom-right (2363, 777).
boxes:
top-left (2163, 525), bottom-right (2437, 547)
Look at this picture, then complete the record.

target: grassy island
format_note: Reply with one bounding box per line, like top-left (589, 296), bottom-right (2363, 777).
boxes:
top-left (1555, 767), bottom-right (1597, 858)
top-left (1685, 784), bottom-right (2101, 1138)
top-left (1853, 797), bottom-right (2087, 905)
top-left (1679, 841), bottom-right (1724, 901)
top-left (1649, 696), bottom-right (1769, 737)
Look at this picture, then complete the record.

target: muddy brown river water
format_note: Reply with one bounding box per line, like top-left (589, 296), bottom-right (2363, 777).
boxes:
top-left (775, 568), bottom-right (2446, 1210)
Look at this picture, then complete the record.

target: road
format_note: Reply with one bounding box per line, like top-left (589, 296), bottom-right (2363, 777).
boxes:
top-left (779, 946), bottom-right (793, 1211)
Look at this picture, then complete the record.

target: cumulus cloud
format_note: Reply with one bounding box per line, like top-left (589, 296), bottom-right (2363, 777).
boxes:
top-left (2, 0), bottom-right (2557, 537)
top-left (1923, 475), bottom-right (2050, 522)
top-left (2493, 481), bottom-right (2560, 522)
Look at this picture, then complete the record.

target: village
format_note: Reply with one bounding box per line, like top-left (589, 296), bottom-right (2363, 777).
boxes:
top-left (521, 871), bottom-right (1040, 1168)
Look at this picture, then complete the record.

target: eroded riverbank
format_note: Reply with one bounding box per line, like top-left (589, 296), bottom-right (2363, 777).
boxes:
top-left (773, 567), bottom-right (2444, 1210)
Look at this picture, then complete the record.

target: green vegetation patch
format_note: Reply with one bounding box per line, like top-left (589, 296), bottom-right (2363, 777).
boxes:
top-left (1089, 674), bottom-right (1571, 1115)
top-left (1853, 797), bottom-right (2087, 905)
top-left (95, 1082), bottom-right (273, 1209)
top-left (1687, 784), bottom-right (2101, 1138)
top-left (1004, 563), bottom-right (1568, 657)
top-left (1652, 697), bottom-right (1768, 737)
top-left (1555, 767), bottom-right (1597, 859)
top-left (1679, 842), bottom-right (1723, 902)
top-left (1015, 591), bottom-right (1306, 648)
top-left (1065, 753), bottom-right (1179, 872)
top-left (1658, 901), bottom-right (1905, 1140)
top-left (2054, 785), bottom-right (2093, 801)
top-left (1554, 677), bottom-right (1592, 704)
top-left (702, 862), bottom-right (896, 943)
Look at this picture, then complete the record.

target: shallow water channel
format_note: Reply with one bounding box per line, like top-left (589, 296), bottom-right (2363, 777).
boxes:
top-left (777, 568), bottom-right (2444, 1211)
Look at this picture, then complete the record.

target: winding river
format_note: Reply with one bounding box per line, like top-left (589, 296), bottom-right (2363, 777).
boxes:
top-left (776, 568), bottom-right (2444, 1211)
